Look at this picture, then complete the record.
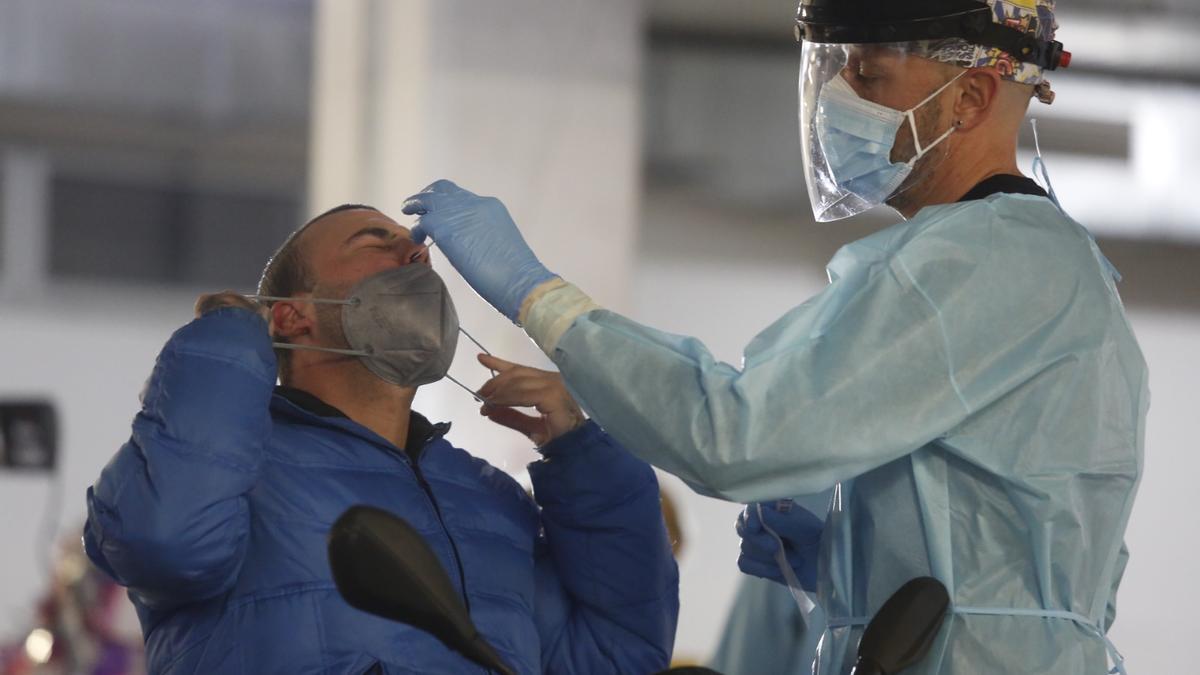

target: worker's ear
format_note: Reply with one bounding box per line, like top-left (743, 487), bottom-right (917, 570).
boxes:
top-left (270, 297), bottom-right (315, 342)
top-left (951, 68), bottom-right (1001, 132)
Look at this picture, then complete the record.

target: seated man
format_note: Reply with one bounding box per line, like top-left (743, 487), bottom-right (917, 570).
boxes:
top-left (82, 204), bottom-right (679, 674)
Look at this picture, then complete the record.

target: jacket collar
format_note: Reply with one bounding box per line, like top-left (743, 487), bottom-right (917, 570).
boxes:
top-left (272, 386), bottom-right (451, 459)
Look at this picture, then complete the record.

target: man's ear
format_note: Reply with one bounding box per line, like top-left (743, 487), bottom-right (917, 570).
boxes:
top-left (271, 299), bottom-right (314, 341)
top-left (952, 68), bottom-right (1001, 132)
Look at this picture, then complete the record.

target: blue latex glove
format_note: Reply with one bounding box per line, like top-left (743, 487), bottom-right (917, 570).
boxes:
top-left (402, 180), bottom-right (557, 322)
top-left (736, 501), bottom-right (824, 592)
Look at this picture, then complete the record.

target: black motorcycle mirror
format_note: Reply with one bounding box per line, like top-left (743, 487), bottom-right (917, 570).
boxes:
top-left (328, 505), bottom-right (516, 675)
top-left (851, 576), bottom-right (950, 675)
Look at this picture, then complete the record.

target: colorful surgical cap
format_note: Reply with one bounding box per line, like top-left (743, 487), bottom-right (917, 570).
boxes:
top-left (924, 0), bottom-right (1058, 85)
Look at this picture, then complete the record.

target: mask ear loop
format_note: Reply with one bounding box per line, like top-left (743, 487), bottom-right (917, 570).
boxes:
top-left (903, 70), bottom-right (968, 167)
top-left (245, 293), bottom-right (367, 356)
top-left (444, 372), bottom-right (491, 404)
top-left (448, 325), bottom-right (497, 402)
top-left (459, 326), bottom-right (497, 377)
top-left (458, 326), bottom-right (554, 443)
top-left (247, 293), bottom-right (498, 404)
top-left (1029, 118), bottom-right (1062, 210)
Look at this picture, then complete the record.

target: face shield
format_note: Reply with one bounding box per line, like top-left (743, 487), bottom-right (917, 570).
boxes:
top-left (794, 0), bottom-right (1071, 222)
top-left (800, 42), bottom-right (967, 222)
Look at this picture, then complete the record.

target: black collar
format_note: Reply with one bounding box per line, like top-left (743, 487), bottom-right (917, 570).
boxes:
top-left (275, 386), bottom-right (346, 419)
top-left (274, 386), bottom-right (439, 455)
top-left (958, 174), bottom-right (1047, 202)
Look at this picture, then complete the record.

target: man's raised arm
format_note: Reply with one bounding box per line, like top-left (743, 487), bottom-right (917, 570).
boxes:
top-left (84, 298), bottom-right (276, 612)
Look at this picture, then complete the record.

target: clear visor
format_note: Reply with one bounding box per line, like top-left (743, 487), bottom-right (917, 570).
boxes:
top-left (799, 41), bottom-right (957, 222)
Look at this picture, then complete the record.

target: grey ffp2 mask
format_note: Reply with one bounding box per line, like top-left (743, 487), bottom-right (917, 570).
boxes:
top-left (252, 264), bottom-right (463, 388)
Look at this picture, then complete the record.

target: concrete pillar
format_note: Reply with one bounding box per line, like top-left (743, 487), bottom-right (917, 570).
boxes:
top-left (309, 0), bottom-right (645, 466)
top-left (0, 147), bottom-right (50, 300)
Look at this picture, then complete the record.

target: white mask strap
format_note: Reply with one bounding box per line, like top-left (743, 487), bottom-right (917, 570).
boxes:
top-left (910, 69), bottom-right (967, 112)
top-left (271, 342), bottom-right (492, 404)
top-left (905, 70), bottom-right (968, 163)
top-left (247, 292), bottom-right (371, 357)
top-left (458, 326), bottom-right (497, 376)
top-left (271, 342), bottom-right (368, 357)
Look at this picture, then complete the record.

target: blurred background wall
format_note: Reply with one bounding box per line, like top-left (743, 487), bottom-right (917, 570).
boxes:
top-left (0, 0), bottom-right (1195, 671)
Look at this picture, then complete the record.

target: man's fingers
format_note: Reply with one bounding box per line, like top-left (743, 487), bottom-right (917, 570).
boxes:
top-left (478, 353), bottom-right (519, 373)
top-left (481, 404), bottom-right (545, 440)
top-left (477, 369), bottom-right (519, 399)
top-left (478, 369), bottom-right (542, 401)
top-left (478, 379), bottom-right (553, 408)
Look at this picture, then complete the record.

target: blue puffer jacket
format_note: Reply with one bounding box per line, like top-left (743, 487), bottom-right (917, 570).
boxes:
top-left (83, 309), bottom-right (679, 674)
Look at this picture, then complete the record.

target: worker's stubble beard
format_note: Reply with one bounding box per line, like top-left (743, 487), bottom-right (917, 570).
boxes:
top-left (886, 93), bottom-right (956, 215)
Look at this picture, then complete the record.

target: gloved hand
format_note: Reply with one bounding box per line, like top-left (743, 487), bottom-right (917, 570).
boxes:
top-left (736, 501), bottom-right (824, 592)
top-left (402, 180), bottom-right (557, 322)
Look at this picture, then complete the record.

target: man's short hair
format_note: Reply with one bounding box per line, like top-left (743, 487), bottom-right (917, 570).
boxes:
top-left (258, 203), bottom-right (379, 378)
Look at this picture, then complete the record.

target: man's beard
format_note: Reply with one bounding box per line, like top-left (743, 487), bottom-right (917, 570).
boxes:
top-left (886, 100), bottom-right (954, 212)
top-left (313, 282), bottom-right (353, 351)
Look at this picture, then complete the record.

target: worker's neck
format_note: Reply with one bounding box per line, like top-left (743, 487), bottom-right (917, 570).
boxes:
top-left (889, 136), bottom-right (1021, 219)
top-left (287, 361), bottom-right (415, 449)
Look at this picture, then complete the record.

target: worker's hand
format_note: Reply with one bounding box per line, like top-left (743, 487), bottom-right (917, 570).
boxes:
top-left (402, 180), bottom-right (557, 322)
top-left (476, 354), bottom-right (586, 447)
top-left (194, 291), bottom-right (270, 325)
top-left (736, 501), bottom-right (824, 592)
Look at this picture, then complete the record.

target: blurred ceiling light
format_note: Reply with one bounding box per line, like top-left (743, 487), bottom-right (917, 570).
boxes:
top-left (1057, 11), bottom-right (1200, 81)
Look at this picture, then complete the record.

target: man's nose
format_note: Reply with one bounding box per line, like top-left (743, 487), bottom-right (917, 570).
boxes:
top-left (397, 239), bottom-right (430, 265)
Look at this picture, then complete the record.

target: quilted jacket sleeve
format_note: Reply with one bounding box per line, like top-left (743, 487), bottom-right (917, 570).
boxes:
top-left (83, 308), bottom-right (276, 612)
top-left (529, 421), bottom-right (680, 674)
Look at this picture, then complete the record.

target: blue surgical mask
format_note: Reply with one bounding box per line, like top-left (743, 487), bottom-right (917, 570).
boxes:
top-left (815, 71), bottom-right (965, 207)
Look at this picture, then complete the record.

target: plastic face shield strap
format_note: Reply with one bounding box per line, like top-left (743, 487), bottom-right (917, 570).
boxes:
top-left (247, 294), bottom-right (497, 403)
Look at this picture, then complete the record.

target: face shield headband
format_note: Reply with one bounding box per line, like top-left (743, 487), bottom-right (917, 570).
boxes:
top-left (794, 1), bottom-right (1070, 72)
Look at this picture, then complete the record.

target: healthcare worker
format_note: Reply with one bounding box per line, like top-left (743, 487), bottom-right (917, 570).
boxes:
top-left (401, 1), bottom-right (1148, 672)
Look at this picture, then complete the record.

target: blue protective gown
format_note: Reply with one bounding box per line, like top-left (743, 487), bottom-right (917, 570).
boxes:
top-left (711, 575), bottom-right (821, 675)
top-left (546, 194), bottom-right (1147, 673)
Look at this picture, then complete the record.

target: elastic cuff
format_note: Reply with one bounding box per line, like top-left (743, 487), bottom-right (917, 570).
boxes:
top-left (518, 278), bottom-right (568, 325)
top-left (536, 419), bottom-right (602, 458)
top-left (519, 280), bottom-right (601, 357)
